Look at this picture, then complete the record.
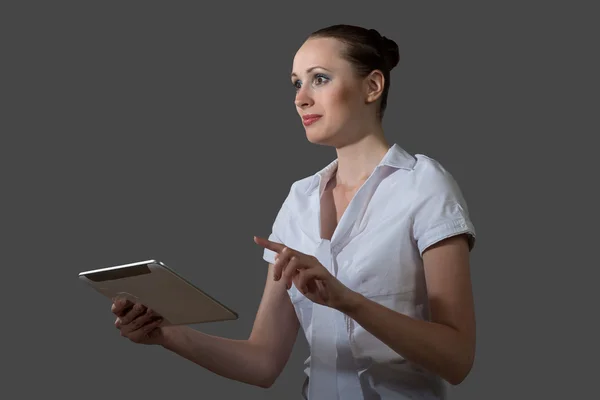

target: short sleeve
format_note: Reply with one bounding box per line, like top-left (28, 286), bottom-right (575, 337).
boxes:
top-left (412, 157), bottom-right (476, 255)
top-left (262, 197), bottom-right (291, 265)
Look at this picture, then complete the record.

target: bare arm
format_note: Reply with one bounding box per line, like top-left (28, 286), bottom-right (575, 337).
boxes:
top-left (340, 234), bottom-right (476, 385)
top-left (159, 263), bottom-right (300, 388)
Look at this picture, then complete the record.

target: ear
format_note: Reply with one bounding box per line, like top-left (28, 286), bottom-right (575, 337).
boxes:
top-left (364, 70), bottom-right (385, 104)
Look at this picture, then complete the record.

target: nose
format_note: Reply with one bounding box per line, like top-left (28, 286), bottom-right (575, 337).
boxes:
top-left (294, 86), bottom-right (314, 109)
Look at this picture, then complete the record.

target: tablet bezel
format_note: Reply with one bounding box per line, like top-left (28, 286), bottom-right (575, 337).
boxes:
top-left (79, 259), bottom-right (238, 324)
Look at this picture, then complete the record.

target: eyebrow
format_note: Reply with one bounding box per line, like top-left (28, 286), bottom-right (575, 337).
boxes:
top-left (291, 66), bottom-right (331, 78)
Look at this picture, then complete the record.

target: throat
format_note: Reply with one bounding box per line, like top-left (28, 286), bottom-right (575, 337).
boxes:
top-left (319, 176), bottom-right (358, 241)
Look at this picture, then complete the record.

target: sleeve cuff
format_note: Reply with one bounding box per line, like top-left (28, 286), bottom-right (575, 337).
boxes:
top-left (263, 248), bottom-right (277, 264)
top-left (262, 232), bottom-right (281, 264)
top-left (418, 218), bottom-right (476, 256)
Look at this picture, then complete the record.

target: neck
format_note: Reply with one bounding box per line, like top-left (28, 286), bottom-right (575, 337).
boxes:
top-left (334, 131), bottom-right (390, 190)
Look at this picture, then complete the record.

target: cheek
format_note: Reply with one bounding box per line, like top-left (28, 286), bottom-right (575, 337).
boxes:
top-left (326, 85), bottom-right (360, 115)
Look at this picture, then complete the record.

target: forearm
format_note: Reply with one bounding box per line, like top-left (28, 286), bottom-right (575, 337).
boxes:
top-left (340, 292), bottom-right (474, 385)
top-left (159, 325), bottom-right (274, 388)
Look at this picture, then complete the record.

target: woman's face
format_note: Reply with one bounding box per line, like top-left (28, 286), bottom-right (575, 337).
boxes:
top-left (291, 37), bottom-right (369, 146)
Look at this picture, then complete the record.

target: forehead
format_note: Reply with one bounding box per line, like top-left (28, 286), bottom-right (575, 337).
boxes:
top-left (292, 37), bottom-right (349, 75)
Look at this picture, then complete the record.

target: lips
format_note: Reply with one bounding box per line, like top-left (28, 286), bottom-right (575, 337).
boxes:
top-left (302, 114), bottom-right (322, 126)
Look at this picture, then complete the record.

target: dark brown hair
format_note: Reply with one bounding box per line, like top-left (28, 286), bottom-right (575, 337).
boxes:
top-left (309, 24), bottom-right (400, 119)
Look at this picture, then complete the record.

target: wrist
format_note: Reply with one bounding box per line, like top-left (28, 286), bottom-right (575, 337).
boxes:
top-left (335, 289), bottom-right (364, 315)
top-left (159, 324), bottom-right (186, 349)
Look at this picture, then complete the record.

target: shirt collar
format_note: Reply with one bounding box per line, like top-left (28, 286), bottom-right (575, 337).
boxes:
top-left (305, 143), bottom-right (416, 195)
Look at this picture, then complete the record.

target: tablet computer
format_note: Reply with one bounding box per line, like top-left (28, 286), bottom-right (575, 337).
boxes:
top-left (79, 259), bottom-right (238, 326)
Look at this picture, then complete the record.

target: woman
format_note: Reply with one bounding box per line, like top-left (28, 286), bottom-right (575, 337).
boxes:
top-left (112, 24), bottom-right (477, 400)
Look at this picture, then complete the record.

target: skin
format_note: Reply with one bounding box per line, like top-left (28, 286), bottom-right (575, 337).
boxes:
top-left (112, 36), bottom-right (476, 387)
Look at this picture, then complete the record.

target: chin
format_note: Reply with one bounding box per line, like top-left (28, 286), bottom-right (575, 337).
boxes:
top-left (306, 133), bottom-right (333, 146)
top-left (305, 126), bottom-right (338, 146)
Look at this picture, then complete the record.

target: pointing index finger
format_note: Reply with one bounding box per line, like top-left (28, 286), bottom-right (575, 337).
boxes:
top-left (254, 236), bottom-right (285, 253)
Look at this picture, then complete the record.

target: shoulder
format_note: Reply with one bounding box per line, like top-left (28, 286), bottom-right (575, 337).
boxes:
top-left (281, 158), bottom-right (330, 203)
top-left (290, 173), bottom-right (317, 194)
top-left (281, 174), bottom-right (314, 200)
top-left (413, 154), bottom-right (457, 184)
top-left (409, 154), bottom-right (465, 199)
top-left (266, 171), bottom-right (319, 242)
top-left (406, 154), bottom-right (476, 251)
top-left (271, 171), bottom-right (319, 218)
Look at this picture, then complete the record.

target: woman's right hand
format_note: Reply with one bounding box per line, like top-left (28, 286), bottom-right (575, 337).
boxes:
top-left (111, 298), bottom-right (165, 345)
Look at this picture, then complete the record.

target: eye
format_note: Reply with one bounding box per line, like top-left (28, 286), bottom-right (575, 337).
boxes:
top-left (313, 73), bottom-right (330, 85)
top-left (292, 73), bottom-right (330, 91)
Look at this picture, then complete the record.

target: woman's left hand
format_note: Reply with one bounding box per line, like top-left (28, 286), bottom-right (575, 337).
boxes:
top-left (254, 236), bottom-right (357, 311)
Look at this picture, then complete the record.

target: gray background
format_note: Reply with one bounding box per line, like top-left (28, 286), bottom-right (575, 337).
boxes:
top-left (2, 1), bottom-right (597, 399)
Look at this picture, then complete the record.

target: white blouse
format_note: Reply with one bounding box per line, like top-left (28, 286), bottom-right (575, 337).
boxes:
top-left (263, 144), bottom-right (476, 400)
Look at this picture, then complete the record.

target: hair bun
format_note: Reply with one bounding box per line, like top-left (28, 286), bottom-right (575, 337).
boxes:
top-left (381, 36), bottom-right (400, 70)
top-left (367, 29), bottom-right (400, 70)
